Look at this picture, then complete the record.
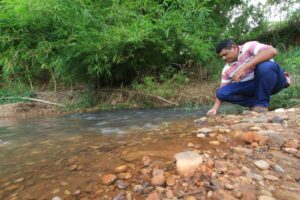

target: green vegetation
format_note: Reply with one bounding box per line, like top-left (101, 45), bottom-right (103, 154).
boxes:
top-left (0, 0), bottom-right (299, 110)
top-left (270, 47), bottom-right (300, 109)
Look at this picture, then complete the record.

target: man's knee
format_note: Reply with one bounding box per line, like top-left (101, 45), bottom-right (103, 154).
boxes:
top-left (216, 88), bottom-right (229, 101)
top-left (255, 61), bottom-right (277, 75)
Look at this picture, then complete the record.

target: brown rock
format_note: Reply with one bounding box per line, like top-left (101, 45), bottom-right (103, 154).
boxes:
top-left (114, 165), bottom-right (128, 173)
top-left (101, 174), bottom-right (117, 185)
top-left (241, 132), bottom-right (266, 144)
top-left (228, 169), bottom-right (242, 177)
top-left (117, 172), bottom-right (132, 179)
top-left (146, 191), bottom-right (162, 200)
top-left (142, 156), bottom-right (151, 166)
top-left (151, 174), bottom-right (165, 186)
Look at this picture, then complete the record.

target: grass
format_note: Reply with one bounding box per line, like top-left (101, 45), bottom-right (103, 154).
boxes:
top-left (0, 82), bottom-right (33, 105)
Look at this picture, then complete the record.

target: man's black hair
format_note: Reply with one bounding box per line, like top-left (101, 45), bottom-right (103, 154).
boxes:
top-left (216, 39), bottom-right (235, 54)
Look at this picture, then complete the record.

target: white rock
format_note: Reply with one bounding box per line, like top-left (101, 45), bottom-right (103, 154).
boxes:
top-left (254, 160), bottom-right (270, 170)
top-left (197, 128), bottom-right (213, 133)
top-left (196, 133), bottom-right (206, 138)
top-left (52, 197), bottom-right (62, 200)
top-left (274, 108), bottom-right (285, 113)
top-left (174, 151), bottom-right (203, 177)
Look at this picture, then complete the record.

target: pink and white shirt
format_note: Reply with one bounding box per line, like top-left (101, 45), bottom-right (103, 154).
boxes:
top-left (220, 41), bottom-right (273, 87)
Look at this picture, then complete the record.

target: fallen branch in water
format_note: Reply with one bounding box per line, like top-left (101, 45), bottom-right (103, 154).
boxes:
top-left (0, 97), bottom-right (65, 107)
top-left (100, 89), bottom-right (179, 106)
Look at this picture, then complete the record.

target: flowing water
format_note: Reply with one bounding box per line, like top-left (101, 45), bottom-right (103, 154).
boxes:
top-left (0, 106), bottom-right (236, 199)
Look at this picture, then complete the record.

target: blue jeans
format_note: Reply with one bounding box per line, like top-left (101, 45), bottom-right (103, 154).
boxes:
top-left (216, 61), bottom-right (287, 107)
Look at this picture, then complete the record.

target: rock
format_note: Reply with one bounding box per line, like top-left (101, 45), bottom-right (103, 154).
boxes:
top-left (114, 165), bottom-right (128, 173)
top-left (145, 191), bottom-right (162, 200)
top-left (133, 185), bottom-right (144, 193)
top-left (249, 126), bottom-right (262, 131)
top-left (250, 173), bottom-right (264, 181)
top-left (209, 141), bottom-right (220, 145)
top-left (185, 196), bottom-right (197, 200)
top-left (197, 128), bottom-right (213, 133)
top-left (264, 175), bottom-right (279, 181)
top-left (101, 174), bottom-right (117, 185)
top-left (225, 183), bottom-right (234, 190)
top-left (151, 174), bottom-right (165, 186)
top-left (273, 165), bottom-right (285, 173)
top-left (194, 117), bottom-right (207, 124)
top-left (239, 184), bottom-right (257, 200)
top-left (258, 195), bottom-right (276, 200)
top-left (14, 178), bottom-right (24, 183)
top-left (166, 175), bottom-right (176, 186)
top-left (284, 140), bottom-right (299, 149)
top-left (232, 147), bottom-right (253, 156)
top-left (241, 116), bottom-right (269, 123)
top-left (142, 156), bottom-right (151, 166)
top-left (274, 108), bottom-right (284, 113)
top-left (259, 130), bottom-right (285, 148)
top-left (69, 164), bottom-right (78, 171)
top-left (212, 189), bottom-right (238, 200)
top-left (283, 148), bottom-right (297, 154)
top-left (52, 197), bottom-right (62, 200)
top-left (214, 160), bottom-right (227, 173)
top-left (241, 131), bottom-right (266, 144)
top-left (197, 133), bottom-right (206, 138)
top-left (272, 116), bottom-right (283, 123)
top-left (228, 169), bottom-right (242, 177)
top-left (174, 151), bottom-right (203, 177)
top-left (113, 192), bottom-right (126, 200)
top-left (116, 180), bottom-right (129, 189)
top-left (117, 172), bottom-right (132, 179)
top-left (254, 160), bottom-right (270, 170)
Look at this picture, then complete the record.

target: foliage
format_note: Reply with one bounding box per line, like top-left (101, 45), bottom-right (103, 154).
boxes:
top-left (1, 0), bottom-right (247, 88)
top-left (0, 81), bottom-right (33, 104)
top-left (270, 47), bottom-right (300, 109)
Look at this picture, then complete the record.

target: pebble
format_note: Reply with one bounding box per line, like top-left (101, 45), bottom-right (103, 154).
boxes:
top-left (283, 148), bottom-right (297, 154)
top-left (114, 165), bottom-right (128, 173)
top-left (116, 180), bottom-right (129, 189)
top-left (197, 128), bottom-right (213, 133)
top-left (14, 178), bottom-right (24, 183)
top-left (142, 156), bottom-right (151, 166)
top-left (101, 174), bottom-right (117, 185)
top-left (52, 197), bottom-right (62, 200)
top-left (258, 195), bottom-right (276, 200)
top-left (225, 183), bottom-right (234, 190)
top-left (251, 173), bottom-right (264, 181)
top-left (209, 141), bottom-right (220, 145)
top-left (254, 160), bottom-right (270, 170)
top-left (264, 175), bottom-right (279, 181)
top-left (117, 172), bottom-right (132, 179)
top-left (196, 133), bottom-right (206, 138)
top-left (273, 165), bottom-right (285, 173)
top-left (151, 174), bottom-right (165, 186)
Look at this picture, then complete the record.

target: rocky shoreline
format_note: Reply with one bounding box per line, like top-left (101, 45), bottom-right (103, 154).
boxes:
top-left (96, 108), bottom-right (300, 200)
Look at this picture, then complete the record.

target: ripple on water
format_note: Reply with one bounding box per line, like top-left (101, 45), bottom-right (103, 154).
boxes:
top-left (101, 127), bottom-right (125, 134)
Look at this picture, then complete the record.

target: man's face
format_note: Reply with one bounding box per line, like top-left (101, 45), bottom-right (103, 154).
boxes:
top-left (218, 45), bottom-right (239, 63)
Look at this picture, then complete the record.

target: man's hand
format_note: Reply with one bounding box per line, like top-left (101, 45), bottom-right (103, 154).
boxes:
top-left (232, 68), bottom-right (246, 82)
top-left (207, 108), bottom-right (218, 116)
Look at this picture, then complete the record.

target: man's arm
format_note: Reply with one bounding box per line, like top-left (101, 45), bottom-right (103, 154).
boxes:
top-left (207, 98), bottom-right (222, 116)
top-left (233, 46), bottom-right (277, 82)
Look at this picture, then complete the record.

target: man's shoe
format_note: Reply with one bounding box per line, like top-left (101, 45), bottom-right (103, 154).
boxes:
top-left (250, 106), bottom-right (268, 113)
top-left (284, 72), bottom-right (291, 88)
